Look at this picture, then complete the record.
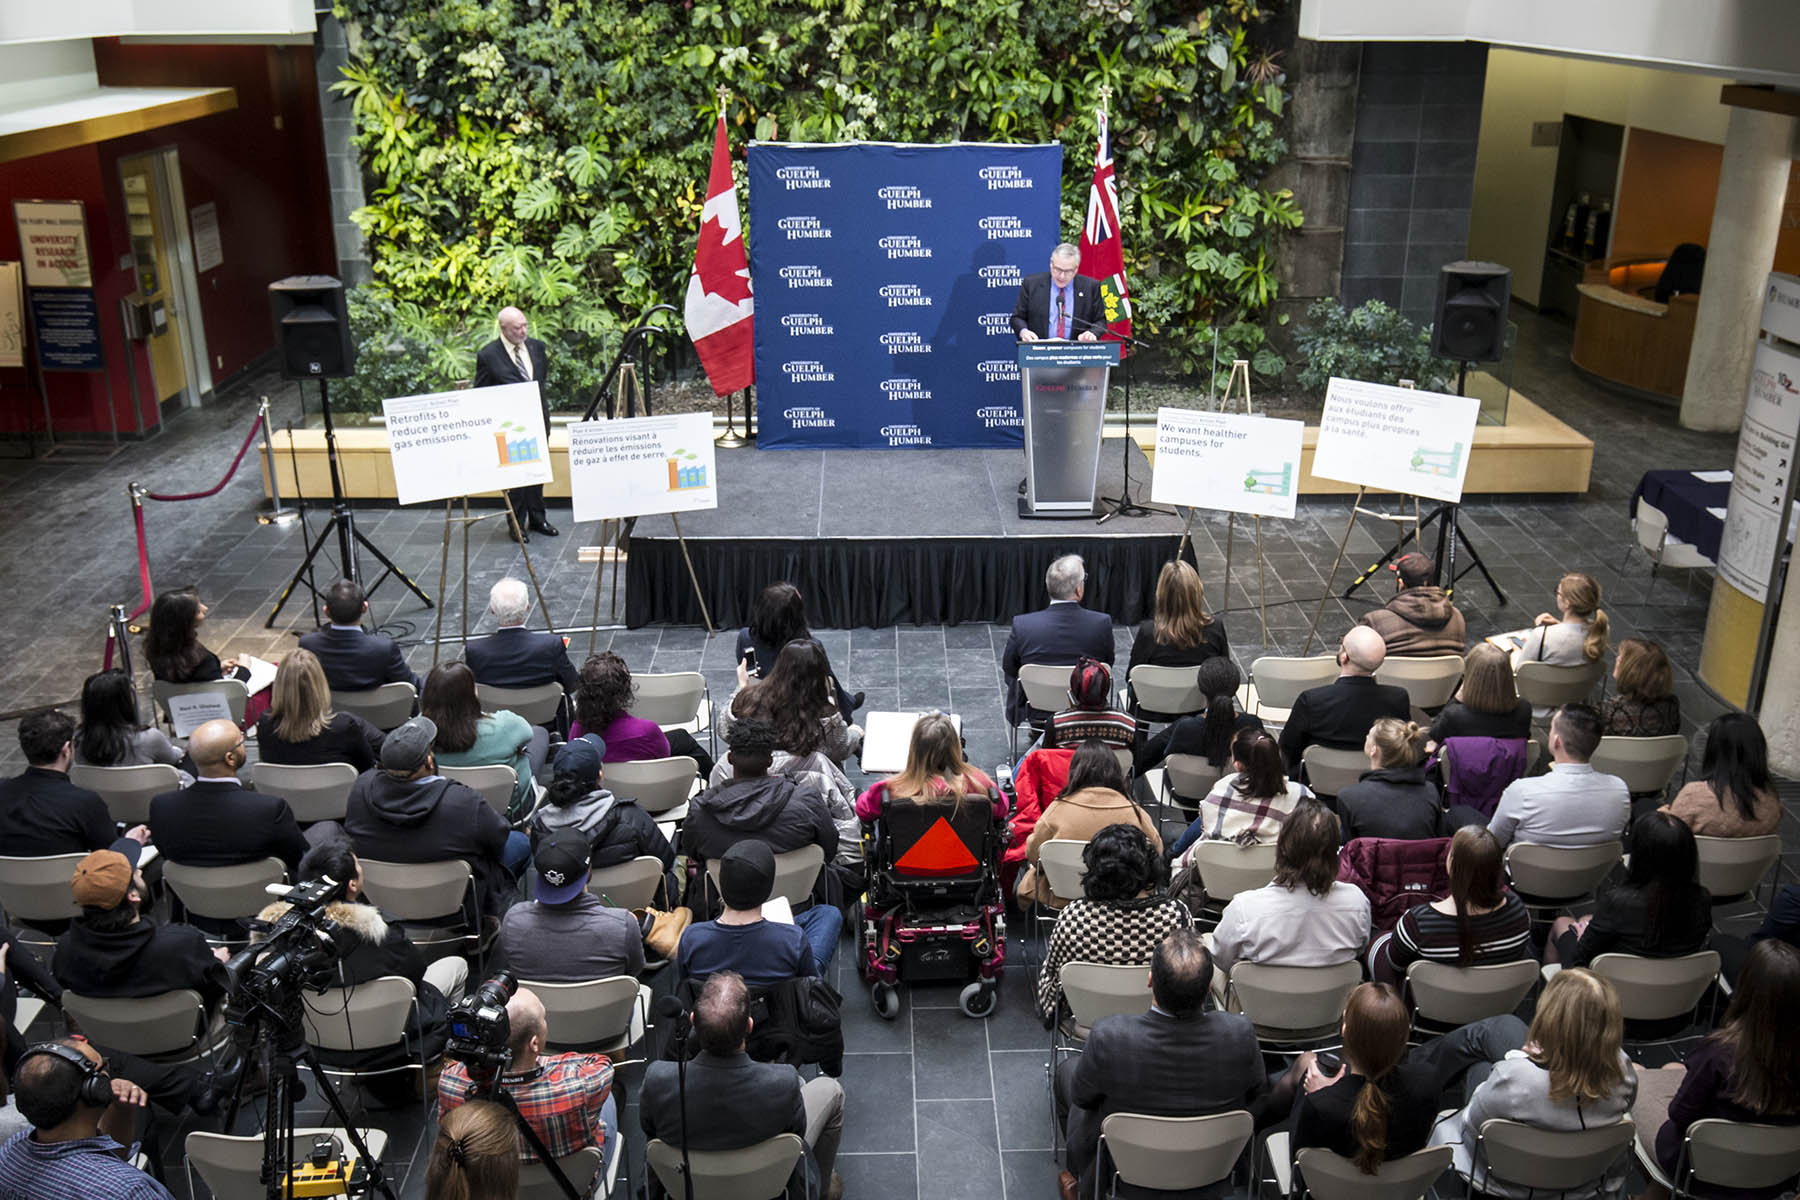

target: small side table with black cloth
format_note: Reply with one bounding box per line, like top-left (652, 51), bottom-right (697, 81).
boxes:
top-left (1630, 469), bottom-right (1730, 561)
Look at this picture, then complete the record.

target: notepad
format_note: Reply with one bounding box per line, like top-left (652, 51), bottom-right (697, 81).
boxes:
top-left (238, 653), bottom-right (278, 696)
top-left (763, 895), bottom-right (795, 925)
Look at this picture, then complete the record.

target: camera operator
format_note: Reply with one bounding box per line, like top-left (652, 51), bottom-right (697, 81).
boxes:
top-left (438, 986), bottom-right (615, 1167)
top-left (0, 1038), bottom-right (171, 1199)
top-left (255, 837), bottom-right (466, 1105)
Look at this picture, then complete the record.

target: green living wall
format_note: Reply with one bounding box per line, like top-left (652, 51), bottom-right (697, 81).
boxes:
top-left (331, 0), bottom-right (1298, 411)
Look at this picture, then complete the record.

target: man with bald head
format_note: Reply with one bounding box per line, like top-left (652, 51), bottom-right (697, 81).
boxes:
top-left (148, 718), bottom-right (308, 881)
top-left (1277, 626), bottom-right (1412, 773)
top-left (474, 304), bottom-right (556, 540)
top-left (437, 985), bottom-right (616, 1166)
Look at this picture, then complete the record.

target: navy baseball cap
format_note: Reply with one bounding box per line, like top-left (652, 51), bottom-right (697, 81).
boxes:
top-left (533, 831), bottom-right (592, 906)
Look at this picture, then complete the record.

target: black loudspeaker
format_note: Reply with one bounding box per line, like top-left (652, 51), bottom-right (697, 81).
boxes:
top-left (269, 275), bottom-right (355, 379)
top-left (1429, 261), bottom-right (1512, 363)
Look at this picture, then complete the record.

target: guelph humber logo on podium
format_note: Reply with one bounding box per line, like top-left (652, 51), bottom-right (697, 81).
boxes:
top-left (493, 420), bottom-right (543, 467)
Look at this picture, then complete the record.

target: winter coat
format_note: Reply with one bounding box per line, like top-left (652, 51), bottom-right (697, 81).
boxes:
top-left (678, 772), bottom-right (838, 865)
top-left (1337, 835), bottom-right (1451, 935)
top-left (1360, 586), bottom-right (1467, 656)
top-left (1336, 765), bottom-right (1446, 842)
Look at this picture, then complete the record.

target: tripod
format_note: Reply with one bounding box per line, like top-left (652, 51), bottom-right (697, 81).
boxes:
top-left (456, 1056), bottom-right (584, 1200)
top-left (267, 378), bottom-right (433, 627)
top-left (222, 989), bottom-right (397, 1200)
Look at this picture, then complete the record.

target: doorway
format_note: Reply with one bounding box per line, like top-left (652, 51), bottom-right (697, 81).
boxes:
top-left (118, 148), bottom-right (212, 410)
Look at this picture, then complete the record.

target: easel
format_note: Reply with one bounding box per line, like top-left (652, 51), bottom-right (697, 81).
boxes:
top-left (1172, 359), bottom-right (1270, 644)
top-left (432, 494), bottom-right (559, 666)
top-left (1302, 379), bottom-right (1422, 656)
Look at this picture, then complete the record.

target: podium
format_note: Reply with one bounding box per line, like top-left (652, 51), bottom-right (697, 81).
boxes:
top-left (1018, 340), bottom-right (1120, 519)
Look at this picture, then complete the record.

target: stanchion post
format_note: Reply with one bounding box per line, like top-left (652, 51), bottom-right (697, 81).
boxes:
top-left (255, 396), bottom-right (297, 526)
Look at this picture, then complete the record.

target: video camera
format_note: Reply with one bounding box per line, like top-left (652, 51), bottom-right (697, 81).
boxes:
top-left (223, 875), bottom-right (352, 1015)
top-left (446, 970), bottom-right (517, 1074)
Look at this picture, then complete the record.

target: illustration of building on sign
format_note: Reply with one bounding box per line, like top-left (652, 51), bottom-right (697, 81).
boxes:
top-left (667, 448), bottom-right (707, 492)
top-left (1242, 464), bottom-right (1294, 497)
top-left (1410, 443), bottom-right (1464, 478)
top-left (494, 421), bottom-right (543, 467)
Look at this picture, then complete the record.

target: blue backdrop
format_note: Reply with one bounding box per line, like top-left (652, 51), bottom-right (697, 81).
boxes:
top-left (747, 142), bottom-right (1063, 449)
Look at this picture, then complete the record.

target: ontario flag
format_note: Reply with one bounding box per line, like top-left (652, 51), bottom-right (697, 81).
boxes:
top-left (684, 114), bottom-right (755, 396)
top-left (1079, 109), bottom-right (1133, 349)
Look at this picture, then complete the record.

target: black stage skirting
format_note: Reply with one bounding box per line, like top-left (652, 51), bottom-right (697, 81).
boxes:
top-left (624, 440), bottom-right (1187, 628)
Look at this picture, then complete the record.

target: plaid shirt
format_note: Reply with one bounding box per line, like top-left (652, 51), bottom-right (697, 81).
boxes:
top-left (1193, 775), bottom-right (1311, 846)
top-left (0, 1130), bottom-right (174, 1199)
top-left (438, 1053), bottom-right (614, 1164)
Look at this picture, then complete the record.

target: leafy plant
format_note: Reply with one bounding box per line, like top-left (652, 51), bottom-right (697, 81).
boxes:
top-left (1293, 299), bottom-right (1454, 394)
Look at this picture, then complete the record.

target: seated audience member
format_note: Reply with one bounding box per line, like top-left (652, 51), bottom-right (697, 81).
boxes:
top-left (1126, 559), bottom-right (1229, 678)
top-left (1511, 571), bottom-right (1609, 670)
top-left (422, 661), bottom-right (542, 819)
top-left (1279, 627), bottom-right (1411, 769)
top-left (1427, 643), bottom-right (1533, 748)
top-left (678, 840), bottom-right (840, 985)
top-left (501, 831), bottom-right (645, 983)
top-left (680, 719), bottom-right (838, 900)
top-left (1716, 883), bottom-right (1800, 986)
top-left (531, 735), bottom-right (675, 903)
top-left (1359, 552), bottom-right (1467, 656)
top-left (144, 590), bottom-right (249, 687)
top-left (1546, 811), bottom-right (1710, 967)
top-left (425, 1099), bottom-right (519, 1200)
top-left (854, 711), bottom-right (1003, 825)
top-left (1431, 969), bottom-right (1637, 1200)
top-left (569, 650), bottom-right (714, 776)
top-left (735, 580), bottom-right (859, 720)
top-left (343, 716), bottom-right (529, 918)
top-left (1041, 659), bottom-right (1138, 752)
top-left (150, 719), bottom-right (308, 880)
top-left (74, 669), bottom-right (186, 781)
top-left (0, 709), bottom-right (148, 858)
top-left (439, 987), bottom-right (615, 1165)
top-left (258, 837), bottom-right (464, 1089)
top-left (1662, 712), bottom-right (1780, 838)
top-left (1170, 728), bottom-right (1313, 861)
top-left (254, 648), bottom-right (384, 774)
top-left (1336, 718), bottom-right (1445, 842)
top-left (298, 578), bottom-right (419, 693)
top-left (0, 1039), bottom-right (172, 1199)
top-left (641, 971), bottom-right (844, 1200)
top-left (463, 577), bottom-right (580, 697)
top-left (1598, 638), bottom-right (1680, 736)
top-left (1057, 931), bottom-right (1297, 1199)
top-left (1210, 799), bottom-right (1371, 977)
top-left (1020, 740), bottom-right (1158, 908)
top-left (1481, 703), bottom-right (1629, 848)
top-left (725, 639), bottom-right (862, 767)
top-left (1, 932), bottom-right (62, 1069)
top-left (1135, 655), bottom-right (1263, 781)
top-left (1631, 940), bottom-right (1800, 1200)
top-left (1371, 825), bottom-right (1530, 987)
top-left (1293, 984), bottom-right (1439, 1176)
top-left (1036, 824), bottom-right (1190, 1022)
top-left (1003, 554), bottom-right (1115, 727)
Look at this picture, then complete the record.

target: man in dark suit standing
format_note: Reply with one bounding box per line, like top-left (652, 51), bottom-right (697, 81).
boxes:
top-left (641, 970), bottom-right (844, 1200)
top-left (1057, 931), bottom-right (1272, 1199)
top-left (473, 304), bottom-right (556, 541)
top-left (149, 719), bottom-right (309, 879)
top-left (464, 577), bottom-right (580, 696)
top-left (1002, 554), bottom-right (1116, 726)
top-left (299, 579), bottom-right (419, 693)
top-left (1278, 625), bottom-right (1412, 770)
top-left (1011, 242), bottom-right (1104, 342)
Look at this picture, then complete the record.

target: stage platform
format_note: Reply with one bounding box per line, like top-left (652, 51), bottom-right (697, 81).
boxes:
top-left (624, 439), bottom-right (1184, 628)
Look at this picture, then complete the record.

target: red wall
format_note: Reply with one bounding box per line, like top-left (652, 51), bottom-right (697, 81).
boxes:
top-left (0, 40), bottom-right (336, 436)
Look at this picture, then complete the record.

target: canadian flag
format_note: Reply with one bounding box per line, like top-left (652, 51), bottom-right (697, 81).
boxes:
top-left (684, 115), bottom-right (755, 396)
top-left (1079, 109), bottom-right (1133, 349)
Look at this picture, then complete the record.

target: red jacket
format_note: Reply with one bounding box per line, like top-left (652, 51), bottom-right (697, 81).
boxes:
top-left (1337, 835), bottom-right (1451, 936)
top-left (1002, 747), bottom-right (1073, 893)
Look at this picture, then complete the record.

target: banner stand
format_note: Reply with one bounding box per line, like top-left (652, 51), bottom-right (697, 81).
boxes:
top-left (432, 494), bottom-right (558, 667)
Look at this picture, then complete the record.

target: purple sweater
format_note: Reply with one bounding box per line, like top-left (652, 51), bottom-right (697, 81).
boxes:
top-left (569, 712), bottom-right (671, 763)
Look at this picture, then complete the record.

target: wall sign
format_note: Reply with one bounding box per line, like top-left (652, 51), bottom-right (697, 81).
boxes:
top-left (13, 200), bottom-right (93, 288)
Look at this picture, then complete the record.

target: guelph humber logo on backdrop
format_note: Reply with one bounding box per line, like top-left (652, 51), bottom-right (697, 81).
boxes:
top-left (879, 331), bottom-right (932, 354)
top-left (977, 358), bottom-right (1021, 384)
top-left (782, 313), bottom-right (835, 336)
top-left (979, 264), bottom-right (1022, 290)
top-left (979, 313), bottom-right (1012, 336)
top-left (978, 165), bottom-right (1033, 190)
top-left (878, 185), bottom-right (932, 210)
top-left (782, 407), bottom-right (836, 429)
top-left (777, 215), bottom-right (832, 240)
top-left (782, 360), bottom-right (835, 383)
top-left (977, 405), bottom-right (1023, 429)
top-left (880, 378), bottom-right (931, 403)
top-left (878, 235), bottom-right (932, 260)
top-left (879, 423), bottom-right (932, 446)
top-left (880, 284), bottom-right (932, 308)
top-left (780, 265), bottom-right (834, 289)
top-left (979, 215), bottom-right (1032, 240)
top-left (775, 165), bottom-right (831, 190)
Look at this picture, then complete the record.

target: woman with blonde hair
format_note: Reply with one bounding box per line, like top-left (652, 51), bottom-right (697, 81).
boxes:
top-left (1295, 983), bottom-right (1439, 1174)
top-left (1336, 717), bottom-right (1444, 841)
top-left (426, 1099), bottom-right (520, 1200)
top-left (254, 648), bottom-right (384, 773)
top-left (1513, 571), bottom-right (1609, 668)
top-left (1428, 643), bottom-right (1533, 748)
top-left (1127, 559), bottom-right (1229, 675)
top-left (1598, 638), bottom-right (1680, 736)
top-left (855, 711), bottom-right (1003, 823)
top-left (1432, 969), bottom-right (1637, 1200)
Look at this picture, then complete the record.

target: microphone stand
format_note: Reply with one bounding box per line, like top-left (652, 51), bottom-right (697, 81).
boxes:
top-left (1058, 313), bottom-right (1169, 522)
top-left (656, 995), bottom-right (696, 1200)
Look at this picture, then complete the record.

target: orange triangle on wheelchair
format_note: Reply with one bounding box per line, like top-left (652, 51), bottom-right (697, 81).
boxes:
top-left (894, 815), bottom-right (979, 876)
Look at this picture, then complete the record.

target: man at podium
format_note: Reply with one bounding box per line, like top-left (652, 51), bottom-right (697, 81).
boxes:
top-left (1011, 243), bottom-right (1102, 343)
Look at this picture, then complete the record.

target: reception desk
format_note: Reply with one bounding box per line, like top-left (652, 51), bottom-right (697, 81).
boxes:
top-left (1570, 259), bottom-right (1698, 400)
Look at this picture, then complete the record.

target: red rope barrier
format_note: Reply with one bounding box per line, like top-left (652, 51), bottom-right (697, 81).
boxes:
top-left (142, 412), bottom-right (266, 502)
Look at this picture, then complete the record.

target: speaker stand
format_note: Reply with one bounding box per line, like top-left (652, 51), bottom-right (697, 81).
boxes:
top-left (266, 379), bottom-right (433, 627)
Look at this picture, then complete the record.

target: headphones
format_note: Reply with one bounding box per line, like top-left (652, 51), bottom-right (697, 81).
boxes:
top-left (17, 1041), bottom-right (113, 1108)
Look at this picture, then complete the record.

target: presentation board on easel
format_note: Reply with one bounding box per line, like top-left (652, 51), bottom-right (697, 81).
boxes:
top-left (566, 411), bottom-right (719, 522)
top-left (383, 382), bottom-right (553, 506)
top-left (1312, 377), bottom-right (1480, 503)
top-left (1150, 407), bottom-right (1304, 520)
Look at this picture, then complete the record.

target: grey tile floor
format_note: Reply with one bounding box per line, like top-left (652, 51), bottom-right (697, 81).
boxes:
top-left (2, 305), bottom-right (1792, 1199)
